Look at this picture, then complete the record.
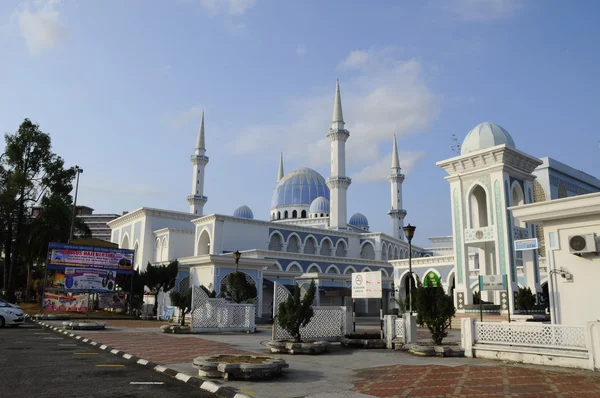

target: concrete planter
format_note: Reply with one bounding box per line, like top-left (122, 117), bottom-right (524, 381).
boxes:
top-left (62, 321), bottom-right (106, 330)
top-left (160, 324), bottom-right (190, 334)
top-left (36, 314), bottom-right (71, 320)
top-left (341, 334), bottom-right (386, 349)
top-left (265, 340), bottom-right (329, 355)
top-left (405, 343), bottom-right (465, 357)
top-left (193, 354), bottom-right (288, 380)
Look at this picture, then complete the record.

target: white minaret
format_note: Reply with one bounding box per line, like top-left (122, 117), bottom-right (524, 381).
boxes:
top-left (326, 80), bottom-right (351, 230)
top-left (388, 134), bottom-right (407, 240)
top-left (187, 111), bottom-right (209, 215)
top-left (277, 152), bottom-right (284, 182)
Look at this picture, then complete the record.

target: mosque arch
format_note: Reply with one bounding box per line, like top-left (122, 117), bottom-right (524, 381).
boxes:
top-left (557, 180), bottom-right (568, 198)
top-left (335, 240), bottom-right (347, 257)
top-left (268, 232), bottom-right (284, 251)
top-left (360, 241), bottom-right (375, 260)
top-left (197, 229), bottom-right (211, 255)
top-left (326, 265), bottom-right (340, 274)
top-left (422, 269), bottom-right (442, 287)
top-left (381, 244), bottom-right (388, 260)
top-left (466, 183), bottom-right (490, 228)
top-left (155, 238), bottom-right (162, 262)
top-left (301, 210), bottom-right (307, 218)
top-left (533, 180), bottom-right (548, 257)
top-left (399, 270), bottom-right (417, 303)
top-left (133, 241), bottom-right (139, 267)
top-left (286, 234), bottom-right (301, 253)
top-left (307, 263), bottom-right (322, 273)
top-left (320, 238), bottom-right (333, 256)
top-left (286, 262), bottom-right (302, 273)
top-left (511, 181), bottom-right (526, 227)
top-left (379, 268), bottom-right (389, 277)
top-left (277, 211), bottom-right (281, 220)
top-left (292, 210), bottom-right (298, 219)
top-left (121, 233), bottom-right (130, 250)
top-left (447, 271), bottom-right (456, 298)
top-left (303, 236), bottom-right (317, 255)
top-left (362, 267), bottom-right (372, 272)
top-left (284, 210), bottom-right (289, 219)
top-left (267, 262), bottom-right (282, 271)
top-left (397, 247), bottom-right (402, 260)
top-left (344, 266), bottom-right (357, 274)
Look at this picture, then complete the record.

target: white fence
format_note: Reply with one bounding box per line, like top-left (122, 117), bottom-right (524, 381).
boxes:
top-left (383, 315), bottom-right (406, 349)
top-left (190, 286), bottom-right (255, 333)
top-left (462, 319), bottom-right (600, 371)
top-left (272, 282), bottom-right (351, 342)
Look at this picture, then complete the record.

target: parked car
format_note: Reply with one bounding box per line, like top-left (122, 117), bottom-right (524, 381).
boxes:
top-left (0, 299), bottom-right (25, 327)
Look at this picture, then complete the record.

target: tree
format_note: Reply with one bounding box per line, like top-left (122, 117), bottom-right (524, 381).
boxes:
top-left (169, 288), bottom-right (192, 326)
top-left (1, 119), bottom-right (77, 300)
top-left (143, 260), bottom-right (179, 316)
top-left (413, 282), bottom-right (456, 345)
top-left (219, 272), bottom-right (256, 304)
top-left (277, 280), bottom-right (316, 343)
top-left (516, 287), bottom-right (536, 314)
top-left (451, 134), bottom-right (461, 155)
top-left (116, 268), bottom-right (146, 317)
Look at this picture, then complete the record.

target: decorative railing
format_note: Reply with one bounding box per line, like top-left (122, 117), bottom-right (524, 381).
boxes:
top-left (395, 317), bottom-right (405, 340)
top-left (513, 227), bottom-right (529, 240)
top-left (464, 226), bottom-right (495, 243)
top-left (475, 322), bottom-right (586, 351)
top-left (191, 287), bottom-right (255, 332)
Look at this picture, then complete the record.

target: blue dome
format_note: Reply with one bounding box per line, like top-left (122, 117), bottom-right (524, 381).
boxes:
top-left (233, 205), bottom-right (254, 219)
top-left (309, 196), bottom-right (330, 213)
top-left (271, 168), bottom-right (329, 209)
top-left (349, 212), bottom-right (369, 228)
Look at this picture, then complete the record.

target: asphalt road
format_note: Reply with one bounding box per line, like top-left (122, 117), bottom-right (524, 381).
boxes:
top-left (0, 322), bottom-right (215, 398)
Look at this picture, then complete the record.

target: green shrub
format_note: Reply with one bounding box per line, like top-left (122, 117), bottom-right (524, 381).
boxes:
top-left (413, 282), bottom-right (456, 345)
top-left (277, 280), bottom-right (316, 343)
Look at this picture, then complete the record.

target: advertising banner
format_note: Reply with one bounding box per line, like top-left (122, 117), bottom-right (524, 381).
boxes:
top-left (64, 267), bottom-right (116, 292)
top-left (98, 291), bottom-right (126, 310)
top-left (43, 293), bottom-right (88, 313)
top-left (48, 243), bottom-right (134, 273)
top-left (352, 271), bottom-right (382, 299)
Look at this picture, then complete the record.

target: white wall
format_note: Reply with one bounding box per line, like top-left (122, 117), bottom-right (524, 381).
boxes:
top-left (546, 219), bottom-right (600, 325)
top-left (199, 219), bottom-right (269, 254)
top-left (167, 231), bottom-right (194, 260)
top-left (190, 265), bottom-right (215, 291)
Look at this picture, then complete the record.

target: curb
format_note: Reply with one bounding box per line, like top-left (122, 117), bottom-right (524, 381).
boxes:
top-left (35, 321), bottom-right (251, 398)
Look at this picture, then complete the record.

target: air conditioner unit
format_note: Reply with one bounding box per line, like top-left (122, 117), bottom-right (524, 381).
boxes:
top-left (568, 233), bottom-right (598, 254)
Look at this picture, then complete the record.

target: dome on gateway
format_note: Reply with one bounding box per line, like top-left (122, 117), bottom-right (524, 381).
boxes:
top-left (349, 212), bottom-right (369, 228)
top-left (461, 122), bottom-right (516, 155)
top-left (233, 205), bottom-right (254, 219)
top-left (309, 196), bottom-right (330, 213)
top-left (271, 168), bottom-right (329, 209)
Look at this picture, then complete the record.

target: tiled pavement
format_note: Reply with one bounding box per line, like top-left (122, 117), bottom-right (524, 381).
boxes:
top-left (351, 364), bottom-right (600, 397)
top-left (73, 330), bottom-right (257, 364)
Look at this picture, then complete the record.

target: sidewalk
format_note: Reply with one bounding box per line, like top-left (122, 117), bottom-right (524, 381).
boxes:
top-left (38, 320), bottom-right (600, 397)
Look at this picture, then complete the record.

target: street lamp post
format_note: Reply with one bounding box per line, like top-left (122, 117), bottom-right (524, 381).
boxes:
top-left (403, 223), bottom-right (416, 315)
top-left (69, 166), bottom-right (83, 243)
top-left (233, 250), bottom-right (241, 273)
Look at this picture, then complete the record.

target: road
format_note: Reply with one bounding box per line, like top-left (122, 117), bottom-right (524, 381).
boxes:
top-left (0, 322), bottom-right (215, 398)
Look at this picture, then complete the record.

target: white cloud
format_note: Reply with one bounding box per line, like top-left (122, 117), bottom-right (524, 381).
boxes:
top-left (444, 0), bottom-right (524, 21)
top-left (13, 0), bottom-right (68, 56)
top-left (198, 0), bottom-right (256, 16)
top-left (229, 47), bottom-right (439, 178)
top-left (164, 105), bottom-right (205, 130)
top-left (296, 45), bottom-right (307, 56)
top-left (352, 151), bottom-right (427, 183)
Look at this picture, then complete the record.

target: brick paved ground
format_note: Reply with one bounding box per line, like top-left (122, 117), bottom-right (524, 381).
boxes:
top-left (75, 331), bottom-right (257, 364)
top-left (351, 364), bottom-right (600, 397)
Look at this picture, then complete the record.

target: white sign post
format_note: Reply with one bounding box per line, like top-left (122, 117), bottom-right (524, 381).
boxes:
top-left (514, 238), bottom-right (538, 251)
top-left (477, 274), bottom-right (508, 322)
top-left (352, 271), bottom-right (383, 337)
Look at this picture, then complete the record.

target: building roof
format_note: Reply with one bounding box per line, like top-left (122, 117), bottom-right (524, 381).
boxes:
top-left (461, 122), bottom-right (516, 155)
top-left (309, 196), bottom-right (330, 213)
top-left (271, 167), bottom-right (329, 209)
top-left (233, 205), bottom-right (254, 219)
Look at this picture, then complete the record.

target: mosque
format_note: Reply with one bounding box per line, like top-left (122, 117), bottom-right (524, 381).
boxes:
top-left (107, 81), bottom-right (600, 319)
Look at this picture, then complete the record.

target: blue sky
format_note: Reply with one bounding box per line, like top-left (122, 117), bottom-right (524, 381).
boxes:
top-left (1, 0), bottom-right (599, 247)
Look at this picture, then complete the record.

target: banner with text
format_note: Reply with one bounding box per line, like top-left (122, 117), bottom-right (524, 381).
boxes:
top-left (352, 271), bottom-right (382, 299)
top-left (98, 292), bottom-right (126, 310)
top-left (43, 293), bottom-right (88, 313)
top-left (64, 267), bottom-right (116, 292)
top-left (48, 243), bottom-right (134, 274)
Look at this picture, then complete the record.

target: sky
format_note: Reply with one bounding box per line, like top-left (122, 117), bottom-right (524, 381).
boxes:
top-left (1, 0), bottom-right (599, 247)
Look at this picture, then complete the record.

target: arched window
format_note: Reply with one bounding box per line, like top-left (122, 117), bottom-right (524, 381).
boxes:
top-left (307, 265), bottom-right (320, 273)
top-left (320, 239), bottom-right (332, 256)
top-left (469, 185), bottom-right (488, 228)
top-left (557, 180), bottom-right (568, 198)
top-left (268, 234), bottom-right (283, 251)
top-left (287, 235), bottom-right (300, 253)
top-left (287, 263), bottom-right (302, 273)
top-left (360, 242), bottom-right (375, 260)
top-left (382, 244), bottom-right (388, 261)
top-left (197, 230), bottom-right (211, 255)
top-left (335, 240), bottom-right (346, 257)
top-left (511, 183), bottom-right (526, 227)
top-left (301, 210), bottom-right (307, 218)
top-left (277, 212), bottom-right (281, 220)
top-left (284, 210), bottom-right (288, 219)
top-left (292, 210), bottom-right (298, 219)
top-left (304, 237), bottom-right (317, 254)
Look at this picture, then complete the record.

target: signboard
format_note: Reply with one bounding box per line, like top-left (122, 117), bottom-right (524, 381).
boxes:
top-left (351, 271), bottom-right (382, 299)
top-left (423, 271), bottom-right (441, 287)
top-left (43, 293), bottom-right (88, 313)
top-left (63, 267), bottom-right (116, 292)
top-left (98, 291), bottom-right (126, 310)
top-left (479, 274), bottom-right (508, 291)
top-left (514, 238), bottom-right (538, 251)
top-left (48, 243), bottom-right (134, 273)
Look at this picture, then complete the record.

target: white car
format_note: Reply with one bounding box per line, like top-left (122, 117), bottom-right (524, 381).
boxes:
top-left (0, 299), bottom-right (25, 327)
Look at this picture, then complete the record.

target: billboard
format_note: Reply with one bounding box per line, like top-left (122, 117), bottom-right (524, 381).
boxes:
top-left (48, 243), bottom-right (134, 274)
top-left (43, 293), bottom-right (88, 313)
top-left (98, 291), bottom-right (126, 310)
top-left (351, 271), bottom-right (382, 299)
top-left (64, 267), bottom-right (116, 292)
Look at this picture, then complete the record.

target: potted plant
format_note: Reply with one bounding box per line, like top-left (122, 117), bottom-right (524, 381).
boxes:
top-left (266, 280), bottom-right (329, 354)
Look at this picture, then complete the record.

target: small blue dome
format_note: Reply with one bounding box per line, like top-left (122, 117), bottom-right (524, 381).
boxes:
top-left (271, 167), bottom-right (329, 209)
top-left (233, 205), bottom-right (254, 219)
top-left (309, 196), bottom-right (330, 213)
top-left (349, 212), bottom-right (369, 228)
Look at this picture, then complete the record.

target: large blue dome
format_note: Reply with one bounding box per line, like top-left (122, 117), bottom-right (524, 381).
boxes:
top-left (271, 167), bottom-right (329, 209)
top-left (233, 205), bottom-right (254, 219)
